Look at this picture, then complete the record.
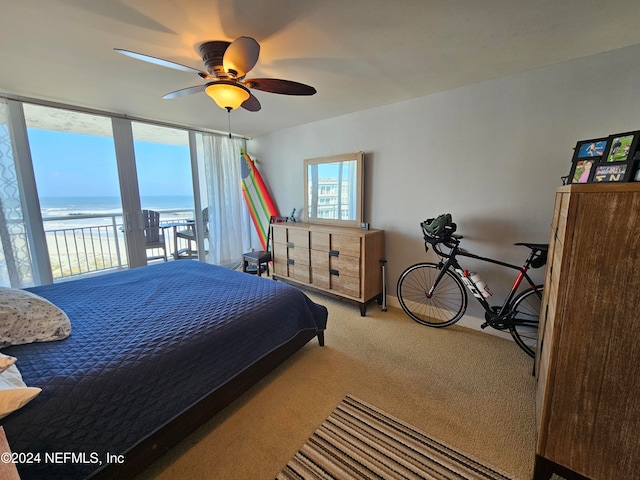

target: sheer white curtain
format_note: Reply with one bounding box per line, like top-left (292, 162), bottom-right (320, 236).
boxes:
top-left (196, 132), bottom-right (251, 265)
top-left (0, 99), bottom-right (35, 287)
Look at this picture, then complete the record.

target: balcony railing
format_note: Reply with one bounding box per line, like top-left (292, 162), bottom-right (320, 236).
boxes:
top-left (43, 209), bottom-right (194, 280)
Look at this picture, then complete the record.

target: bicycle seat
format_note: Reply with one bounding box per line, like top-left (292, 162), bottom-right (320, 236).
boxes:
top-left (514, 242), bottom-right (548, 252)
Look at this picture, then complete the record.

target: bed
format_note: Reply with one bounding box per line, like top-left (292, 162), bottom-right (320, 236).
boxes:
top-left (0, 261), bottom-right (327, 479)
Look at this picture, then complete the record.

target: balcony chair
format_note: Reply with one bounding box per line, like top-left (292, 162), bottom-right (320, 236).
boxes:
top-left (242, 216), bottom-right (288, 276)
top-left (143, 209), bottom-right (167, 261)
top-left (175, 207), bottom-right (209, 259)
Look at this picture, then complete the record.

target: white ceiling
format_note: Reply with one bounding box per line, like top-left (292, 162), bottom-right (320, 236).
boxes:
top-left (3, 0), bottom-right (640, 139)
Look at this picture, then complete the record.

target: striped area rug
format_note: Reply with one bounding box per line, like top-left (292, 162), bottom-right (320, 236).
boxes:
top-left (277, 395), bottom-right (515, 480)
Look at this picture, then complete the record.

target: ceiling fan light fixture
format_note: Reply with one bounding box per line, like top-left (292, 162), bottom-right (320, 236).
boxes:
top-left (205, 81), bottom-right (250, 110)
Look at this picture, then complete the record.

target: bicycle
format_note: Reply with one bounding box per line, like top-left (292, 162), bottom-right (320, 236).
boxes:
top-left (396, 214), bottom-right (548, 357)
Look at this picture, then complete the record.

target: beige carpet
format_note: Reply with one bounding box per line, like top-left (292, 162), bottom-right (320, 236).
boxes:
top-left (135, 291), bottom-right (544, 480)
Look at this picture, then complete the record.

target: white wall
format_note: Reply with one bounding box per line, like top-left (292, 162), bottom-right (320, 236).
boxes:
top-left (248, 43), bottom-right (640, 317)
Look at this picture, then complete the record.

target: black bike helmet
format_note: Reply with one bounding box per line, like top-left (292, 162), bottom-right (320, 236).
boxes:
top-left (422, 213), bottom-right (455, 237)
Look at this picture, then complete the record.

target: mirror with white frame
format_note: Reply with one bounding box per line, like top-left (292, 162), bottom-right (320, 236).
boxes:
top-left (304, 152), bottom-right (364, 227)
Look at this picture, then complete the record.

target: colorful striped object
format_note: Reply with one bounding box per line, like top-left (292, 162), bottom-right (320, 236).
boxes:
top-left (241, 149), bottom-right (279, 249)
top-left (278, 395), bottom-right (515, 480)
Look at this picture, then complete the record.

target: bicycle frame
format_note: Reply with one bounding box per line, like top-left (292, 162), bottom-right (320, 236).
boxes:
top-left (426, 236), bottom-right (541, 326)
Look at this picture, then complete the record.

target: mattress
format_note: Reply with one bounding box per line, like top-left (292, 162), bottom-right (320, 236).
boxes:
top-left (1, 261), bottom-right (327, 479)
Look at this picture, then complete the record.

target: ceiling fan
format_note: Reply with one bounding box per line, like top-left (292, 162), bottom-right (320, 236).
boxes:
top-left (115, 36), bottom-right (317, 112)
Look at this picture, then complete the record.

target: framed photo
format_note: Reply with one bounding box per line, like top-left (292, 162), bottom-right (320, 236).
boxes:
top-left (588, 162), bottom-right (634, 183)
top-left (602, 131), bottom-right (640, 163)
top-left (568, 158), bottom-right (596, 184)
top-left (571, 137), bottom-right (608, 161)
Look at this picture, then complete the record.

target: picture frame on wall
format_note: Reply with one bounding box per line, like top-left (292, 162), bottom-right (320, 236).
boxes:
top-left (602, 131), bottom-right (640, 164)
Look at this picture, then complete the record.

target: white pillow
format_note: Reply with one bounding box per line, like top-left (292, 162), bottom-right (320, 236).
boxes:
top-left (0, 287), bottom-right (71, 348)
top-left (0, 353), bottom-right (16, 374)
top-left (0, 363), bottom-right (41, 419)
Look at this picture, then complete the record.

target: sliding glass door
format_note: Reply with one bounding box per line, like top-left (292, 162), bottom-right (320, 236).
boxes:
top-left (4, 97), bottom-right (249, 284)
top-left (131, 122), bottom-right (196, 262)
top-left (24, 104), bottom-right (127, 279)
top-left (23, 106), bottom-right (201, 278)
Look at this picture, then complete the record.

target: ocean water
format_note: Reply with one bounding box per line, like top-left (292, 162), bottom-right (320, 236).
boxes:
top-left (40, 195), bottom-right (195, 230)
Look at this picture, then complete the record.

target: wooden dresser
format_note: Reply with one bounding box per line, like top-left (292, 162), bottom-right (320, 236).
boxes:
top-left (535, 183), bottom-right (640, 480)
top-left (271, 223), bottom-right (385, 315)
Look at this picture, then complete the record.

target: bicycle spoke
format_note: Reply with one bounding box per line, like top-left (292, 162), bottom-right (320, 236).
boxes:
top-left (397, 263), bottom-right (467, 327)
top-left (509, 286), bottom-right (542, 358)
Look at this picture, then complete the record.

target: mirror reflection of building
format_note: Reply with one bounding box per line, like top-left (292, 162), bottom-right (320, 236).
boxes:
top-left (304, 152), bottom-right (364, 227)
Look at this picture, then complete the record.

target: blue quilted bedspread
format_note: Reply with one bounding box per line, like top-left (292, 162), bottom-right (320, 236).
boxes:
top-left (0, 261), bottom-right (327, 479)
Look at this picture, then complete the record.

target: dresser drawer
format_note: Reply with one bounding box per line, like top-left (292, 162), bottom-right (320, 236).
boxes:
top-left (311, 268), bottom-right (330, 289)
top-left (310, 231), bottom-right (330, 251)
top-left (289, 247), bottom-right (310, 266)
top-left (546, 280), bottom-right (558, 330)
top-left (536, 302), bottom-right (555, 433)
top-left (330, 234), bottom-right (361, 257)
top-left (287, 229), bottom-right (310, 248)
top-left (272, 226), bottom-right (288, 244)
top-left (310, 249), bottom-right (328, 268)
top-left (554, 192), bottom-right (570, 246)
top-left (548, 240), bottom-right (563, 287)
top-left (289, 263), bottom-right (310, 283)
top-left (272, 243), bottom-right (289, 276)
top-left (310, 249), bottom-right (330, 288)
top-left (329, 254), bottom-right (360, 278)
top-left (330, 272), bottom-right (360, 298)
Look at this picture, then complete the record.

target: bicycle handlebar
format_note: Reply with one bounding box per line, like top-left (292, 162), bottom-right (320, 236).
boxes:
top-left (423, 231), bottom-right (461, 257)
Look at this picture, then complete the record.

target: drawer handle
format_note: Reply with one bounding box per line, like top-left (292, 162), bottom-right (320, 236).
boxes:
top-left (329, 269), bottom-right (339, 276)
top-left (329, 250), bottom-right (339, 257)
top-left (287, 259), bottom-right (295, 265)
top-left (286, 242), bottom-right (294, 248)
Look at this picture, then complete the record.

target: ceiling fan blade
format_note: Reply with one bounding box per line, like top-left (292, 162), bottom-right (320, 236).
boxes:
top-left (241, 93), bottom-right (261, 112)
top-left (223, 36), bottom-right (260, 78)
top-left (114, 48), bottom-right (212, 79)
top-left (162, 85), bottom-right (206, 99)
top-left (245, 78), bottom-right (316, 95)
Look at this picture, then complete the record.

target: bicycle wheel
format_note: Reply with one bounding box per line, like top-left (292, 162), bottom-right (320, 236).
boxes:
top-left (397, 262), bottom-right (467, 327)
top-left (509, 286), bottom-right (543, 358)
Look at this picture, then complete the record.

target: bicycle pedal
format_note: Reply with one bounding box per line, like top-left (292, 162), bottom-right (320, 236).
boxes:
top-left (480, 322), bottom-right (489, 329)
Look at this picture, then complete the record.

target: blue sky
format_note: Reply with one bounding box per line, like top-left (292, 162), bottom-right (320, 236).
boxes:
top-left (27, 129), bottom-right (193, 198)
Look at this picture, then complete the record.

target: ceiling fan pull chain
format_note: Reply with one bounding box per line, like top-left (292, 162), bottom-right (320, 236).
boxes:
top-left (227, 107), bottom-right (232, 138)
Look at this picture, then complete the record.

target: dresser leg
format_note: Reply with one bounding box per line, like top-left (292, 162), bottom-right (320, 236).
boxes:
top-left (533, 455), bottom-right (554, 480)
top-left (359, 302), bottom-right (367, 316)
top-left (533, 456), bottom-right (590, 480)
